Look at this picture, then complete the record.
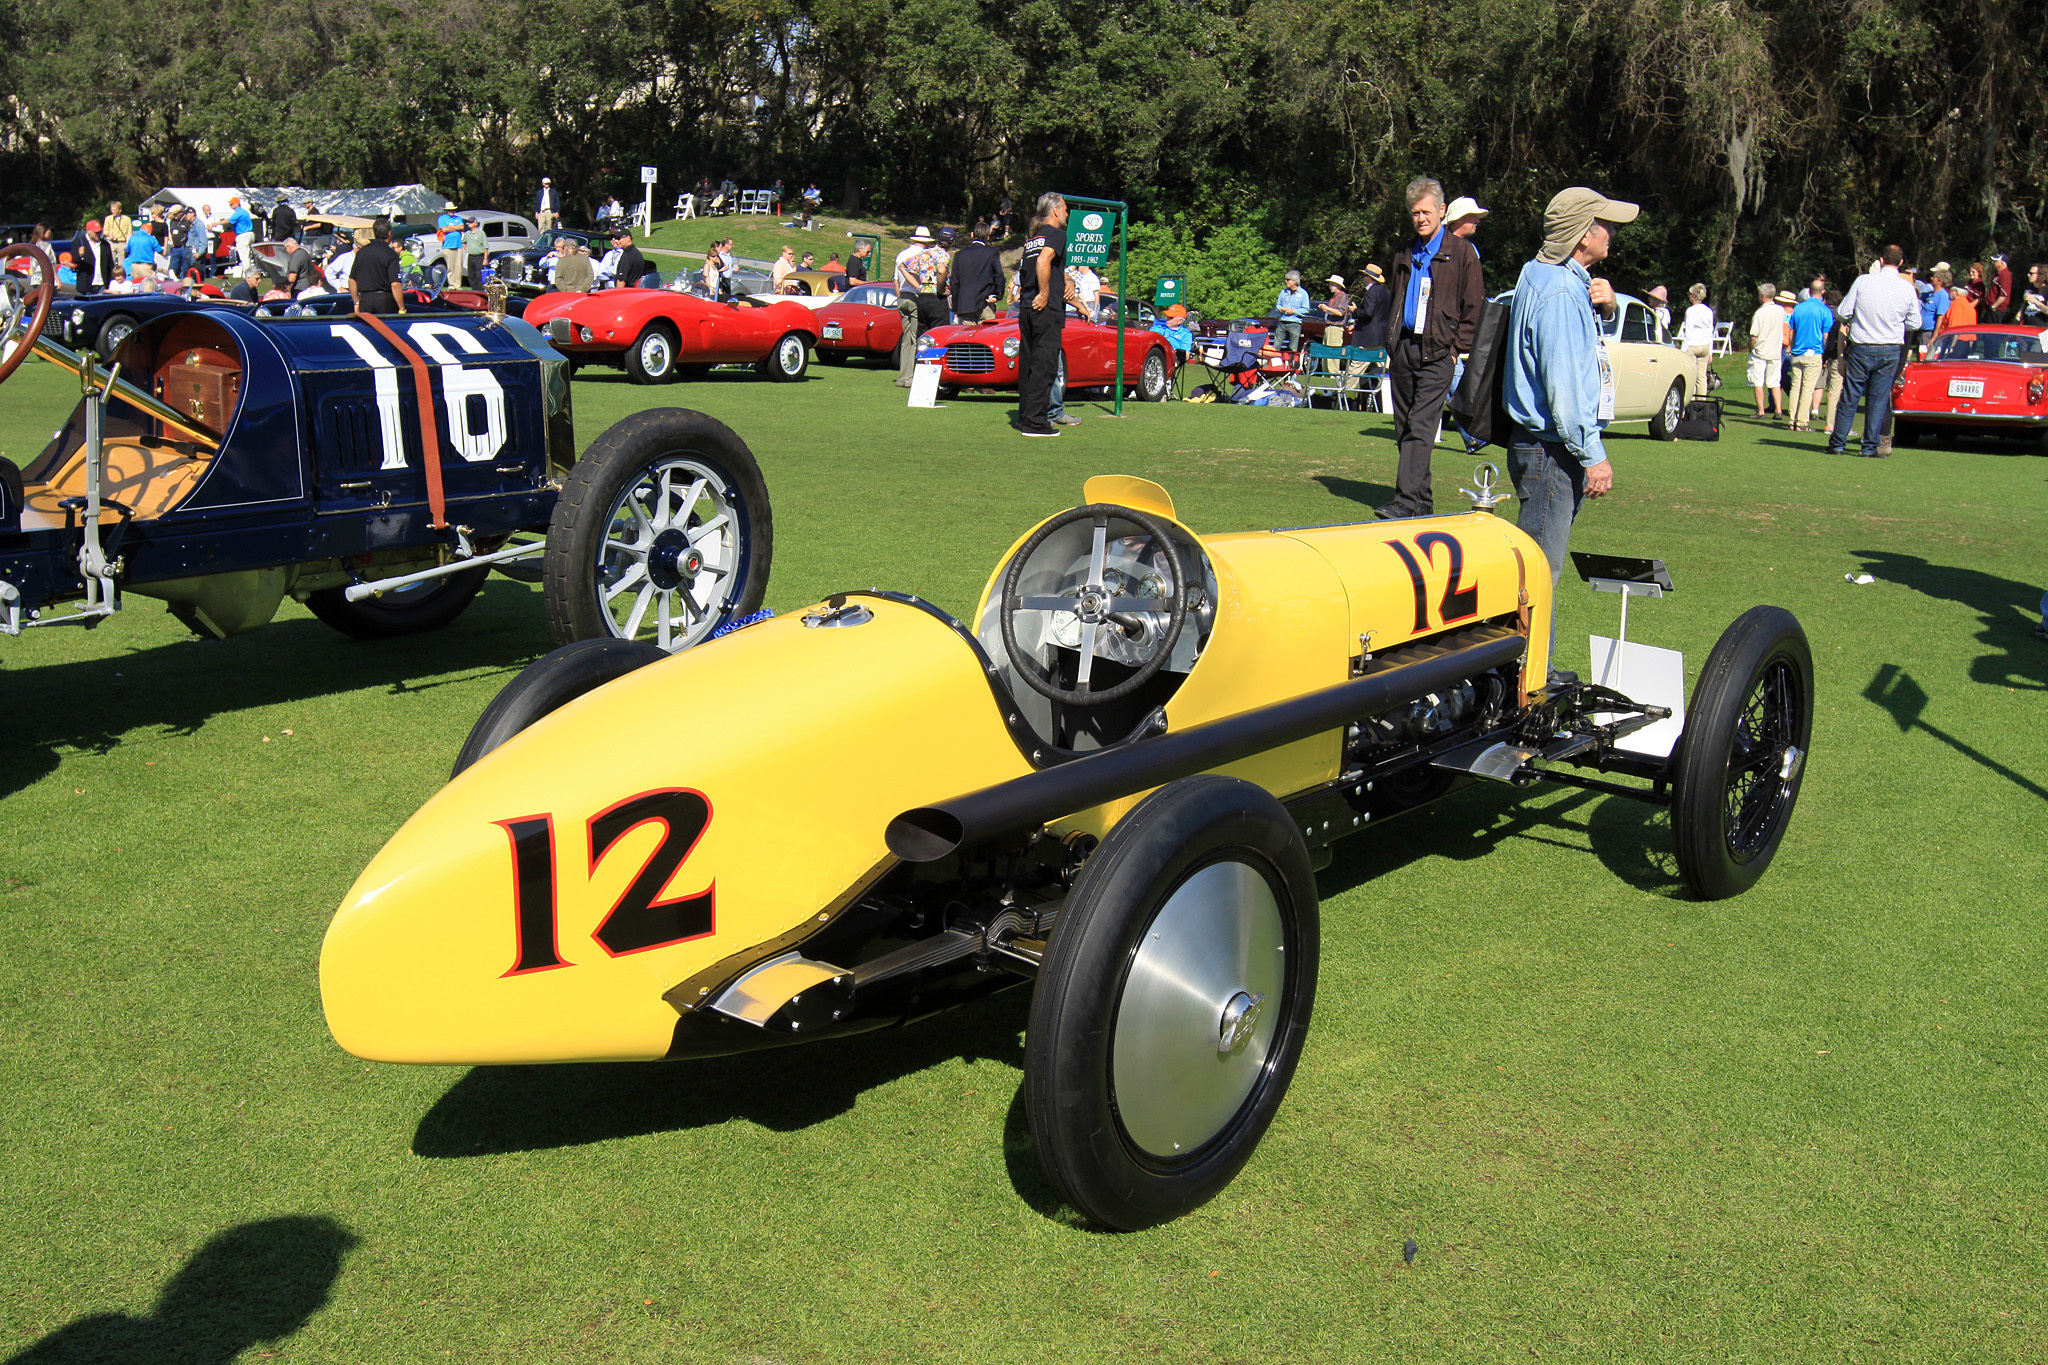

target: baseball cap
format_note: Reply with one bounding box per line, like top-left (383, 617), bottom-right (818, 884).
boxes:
top-left (1164, 304), bottom-right (1188, 318)
top-left (86, 219), bottom-right (102, 232)
top-left (1538, 187), bottom-right (1640, 264)
top-left (542, 177), bottom-right (552, 184)
top-left (1445, 196), bottom-right (1489, 221)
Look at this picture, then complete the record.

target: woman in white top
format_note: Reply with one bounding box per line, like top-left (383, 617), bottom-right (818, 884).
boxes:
top-left (1680, 283), bottom-right (1716, 401)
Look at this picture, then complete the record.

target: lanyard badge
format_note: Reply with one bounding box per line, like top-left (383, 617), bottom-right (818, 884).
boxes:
top-left (1596, 338), bottom-right (1616, 423)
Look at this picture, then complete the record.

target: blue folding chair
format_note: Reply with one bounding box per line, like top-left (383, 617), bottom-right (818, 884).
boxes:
top-left (1302, 342), bottom-right (1353, 409)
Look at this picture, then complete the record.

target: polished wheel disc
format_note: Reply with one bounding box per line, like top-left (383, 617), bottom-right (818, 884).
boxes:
top-left (1110, 859), bottom-right (1287, 1160)
top-left (1662, 385), bottom-right (1682, 429)
top-left (777, 335), bottom-right (804, 374)
top-left (596, 456), bottom-right (738, 650)
top-left (640, 331), bottom-right (672, 377)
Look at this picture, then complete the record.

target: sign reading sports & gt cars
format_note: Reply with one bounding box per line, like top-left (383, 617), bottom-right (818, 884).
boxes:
top-left (1069, 210), bottom-right (1113, 268)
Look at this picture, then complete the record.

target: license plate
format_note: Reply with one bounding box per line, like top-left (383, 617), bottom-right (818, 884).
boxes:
top-left (822, 324), bottom-right (842, 339)
top-left (1948, 379), bottom-right (1985, 398)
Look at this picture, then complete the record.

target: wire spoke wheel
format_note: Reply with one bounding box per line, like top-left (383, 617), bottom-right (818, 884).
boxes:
top-left (1671, 605), bottom-right (1813, 899)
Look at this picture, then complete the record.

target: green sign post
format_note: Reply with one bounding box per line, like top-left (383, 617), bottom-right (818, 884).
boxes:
top-left (1153, 275), bottom-right (1185, 308)
top-left (1060, 196), bottom-right (1128, 414)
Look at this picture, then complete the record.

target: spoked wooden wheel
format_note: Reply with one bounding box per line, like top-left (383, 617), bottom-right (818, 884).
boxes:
top-left (543, 409), bottom-right (772, 652)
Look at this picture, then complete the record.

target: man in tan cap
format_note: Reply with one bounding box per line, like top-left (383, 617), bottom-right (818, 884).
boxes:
top-left (1502, 186), bottom-right (1639, 681)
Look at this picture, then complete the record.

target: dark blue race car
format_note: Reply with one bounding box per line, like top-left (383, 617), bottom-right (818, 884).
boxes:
top-left (0, 246), bottom-right (771, 654)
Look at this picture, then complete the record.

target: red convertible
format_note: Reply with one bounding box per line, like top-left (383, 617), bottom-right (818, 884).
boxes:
top-left (524, 288), bottom-right (820, 385)
top-left (922, 307), bottom-right (1177, 402)
top-left (1893, 324), bottom-right (2048, 453)
top-left (815, 282), bottom-right (906, 364)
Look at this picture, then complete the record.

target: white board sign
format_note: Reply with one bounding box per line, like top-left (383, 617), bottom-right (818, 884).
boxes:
top-left (1589, 635), bottom-right (1686, 758)
top-left (640, 165), bottom-right (658, 185)
top-left (908, 359), bottom-right (944, 407)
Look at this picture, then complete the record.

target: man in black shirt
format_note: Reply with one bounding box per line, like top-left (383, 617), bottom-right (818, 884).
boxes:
top-left (608, 229), bottom-right (647, 288)
top-left (269, 200), bottom-right (298, 242)
top-left (349, 219), bottom-right (405, 315)
top-left (948, 224), bottom-right (1004, 323)
top-left (847, 240), bottom-right (871, 282)
top-left (1017, 194), bottom-right (1068, 437)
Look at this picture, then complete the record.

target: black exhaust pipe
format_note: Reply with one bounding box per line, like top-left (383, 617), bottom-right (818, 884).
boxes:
top-left (886, 628), bottom-right (1527, 862)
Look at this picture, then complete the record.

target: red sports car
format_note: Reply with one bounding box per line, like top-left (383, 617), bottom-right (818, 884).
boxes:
top-left (814, 282), bottom-right (905, 364)
top-left (1892, 324), bottom-right (2048, 452)
top-left (921, 307), bottom-right (1177, 402)
top-left (524, 288), bottom-right (820, 384)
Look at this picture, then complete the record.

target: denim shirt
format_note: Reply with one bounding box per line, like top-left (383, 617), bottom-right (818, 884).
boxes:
top-left (1275, 286), bottom-right (1310, 320)
top-left (1504, 255), bottom-right (1609, 468)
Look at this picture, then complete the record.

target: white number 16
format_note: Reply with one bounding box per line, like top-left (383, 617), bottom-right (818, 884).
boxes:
top-left (329, 322), bottom-right (508, 469)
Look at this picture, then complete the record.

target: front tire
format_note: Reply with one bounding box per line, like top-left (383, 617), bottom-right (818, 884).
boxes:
top-left (451, 638), bottom-right (667, 777)
top-left (625, 324), bottom-right (679, 384)
top-left (542, 408), bottom-right (772, 652)
top-left (1137, 348), bottom-right (1171, 402)
top-left (765, 331), bottom-right (809, 381)
top-left (306, 568), bottom-right (489, 640)
top-left (95, 313), bottom-right (139, 359)
top-left (1648, 379), bottom-right (1684, 441)
top-left (1670, 606), bottom-right (1813, 899)
top-left (1025, 775), bottom-right (1319, 1230)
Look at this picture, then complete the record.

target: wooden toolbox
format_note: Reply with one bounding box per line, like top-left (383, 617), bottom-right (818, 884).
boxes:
top-left (157, 348), bottom-right (243, 436)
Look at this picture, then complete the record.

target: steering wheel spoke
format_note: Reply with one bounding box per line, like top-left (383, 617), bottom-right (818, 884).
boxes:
top-left (997, 502), bottom-right (1193, 709)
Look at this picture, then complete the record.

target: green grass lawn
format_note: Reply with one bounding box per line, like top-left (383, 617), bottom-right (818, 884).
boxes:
top-left (639, 211), bottom-right (940, 270)
top-left (2, 351), bottom-right (2044, 1362)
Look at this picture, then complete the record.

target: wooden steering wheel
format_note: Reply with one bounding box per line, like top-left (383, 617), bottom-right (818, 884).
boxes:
top-left (0, 244), bottom-right (56, 386)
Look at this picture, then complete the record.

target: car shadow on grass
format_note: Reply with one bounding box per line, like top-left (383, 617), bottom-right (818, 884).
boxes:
top-left (1314, 779), bottom-right (1686, 901)
top-left (1311, 474), bottom-right (1399, 511)
top-left (0, 580), bottom-right (552, 798)
top-left (412, 989), bottom-right (1031, 1158)
top-left (1853, 549), bottom-right (2048, 692)
top-left (6, 1216), bottom-right (356, 1364)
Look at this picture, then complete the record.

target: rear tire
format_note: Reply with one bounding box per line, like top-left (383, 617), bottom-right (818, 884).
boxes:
top-left (451, 637), bottom-right (667, 777)
top-left (542, 408), bottom-right (771, 652)
top-left (1026, 775), bottom-right (1319, 1230)
top-left (1648, 380), bottom-right (1684, 441)
top-left (306, 568), bottom-right (489, 640)
top-left (1670, 606), bottom-right (1813, 900)
top-left (1137, 348), bottom-right (1171, 402)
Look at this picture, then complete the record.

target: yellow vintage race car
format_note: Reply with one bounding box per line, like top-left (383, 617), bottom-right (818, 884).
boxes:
top-left (321, 470), bottom-right (1813, 1229)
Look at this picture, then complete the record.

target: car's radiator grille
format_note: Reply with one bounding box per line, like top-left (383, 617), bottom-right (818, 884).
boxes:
top-left (546, 317), bottom-right (574, 344)
top-left (945, 343), bottom-right (996, 374)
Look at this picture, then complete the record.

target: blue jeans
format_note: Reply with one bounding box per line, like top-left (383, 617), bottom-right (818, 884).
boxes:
top-left (1506, 434), bottom-right (1588, 661)
top-left (1274, 319), bottom-right (1301, 350)
top-left (168, 247), bottom-right (190, 281)
top-left (1828, 343), bottom-right (1903, 455)
top-left (1049, 361), bottom-right (1067, 420)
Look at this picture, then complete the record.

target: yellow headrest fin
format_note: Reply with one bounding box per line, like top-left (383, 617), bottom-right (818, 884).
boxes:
top-left (1082, 475), bottom-right (1176, 522)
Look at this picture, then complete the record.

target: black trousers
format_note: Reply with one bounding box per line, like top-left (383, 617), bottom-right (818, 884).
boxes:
top-left (1018, 307), bottom-right (1064, 432)
top-left (1389, 336), bottom-right (1457, 512)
